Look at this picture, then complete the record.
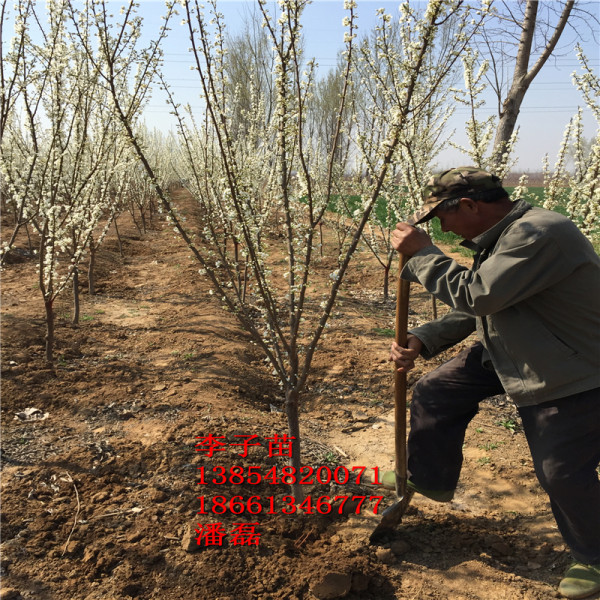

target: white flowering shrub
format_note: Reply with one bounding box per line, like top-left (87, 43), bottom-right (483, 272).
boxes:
top-left (338, 3), bottom-right (487, 298)
top-left (58, 0), bottom-right (494, 493)
top-left (539, 47), bottom-right (599, 242)
top-left (0, 1), bottom-right (46, 262)
top-left (170, 0), bottom-right (362, 493)
top-left (563, 47), bottom-right (599, 240)
top-left (450, 47), bottom-right (517, 179)
top-left (0, 0), bottom-right (141, 360)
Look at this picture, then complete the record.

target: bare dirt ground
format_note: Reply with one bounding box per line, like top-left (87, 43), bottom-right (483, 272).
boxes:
top-left (1, 198), bottom-right (581, 600)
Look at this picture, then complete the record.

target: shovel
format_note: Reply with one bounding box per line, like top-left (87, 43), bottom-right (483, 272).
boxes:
top-left (370, 253), bottom-right (415, 543)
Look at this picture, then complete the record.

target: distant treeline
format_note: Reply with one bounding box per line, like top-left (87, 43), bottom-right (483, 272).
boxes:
top-left (503, 172), bottom-right (546, 186)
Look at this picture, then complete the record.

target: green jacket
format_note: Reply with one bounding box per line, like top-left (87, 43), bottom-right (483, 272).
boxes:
top-left (402, 200), bottom-right (600, 406)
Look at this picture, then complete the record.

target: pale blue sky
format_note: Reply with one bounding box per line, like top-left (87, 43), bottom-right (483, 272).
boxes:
top-left (139, 0), bottom-right (599, 172)
top-left (3, 1), bottom-right (599, 172)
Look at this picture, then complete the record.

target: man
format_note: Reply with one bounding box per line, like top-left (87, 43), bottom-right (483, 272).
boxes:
top-left (389, 166), bottom-right (600, 599)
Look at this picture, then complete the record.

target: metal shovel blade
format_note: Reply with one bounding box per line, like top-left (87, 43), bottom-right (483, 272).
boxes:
top-left (369, 485), bottom-right (414, 543)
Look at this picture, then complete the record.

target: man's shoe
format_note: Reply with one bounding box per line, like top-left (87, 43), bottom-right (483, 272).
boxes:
top-left (558, 562), bottom-right (600, 599)
top-left (407, 479), bottom-right (455, 502)
top-left (380, 472), bottom-right (454, 502)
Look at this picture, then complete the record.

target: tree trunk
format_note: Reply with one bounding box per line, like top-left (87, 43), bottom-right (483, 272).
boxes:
top-left (113, 217), bottom-right (124, 258)
top-left (25, 224), bottom-right (34, 256)
top-left (148, 200), bottom-right (155, 228)
top-left (319, 222), bottom-right (323, 258)
top-left (431, 294), bottom-right (438, 319)
top-left (492, 0), bottom-right (538, 164)
top-left (88, 245), bottom-right (96, 295)
top-left (383, 263), bottom-right (390, 302)
top-left (242, 258), bottom-right (249, 303)
top-left (72, 267), bottom-right (80, 325)
top-left (233, 238), bottom-right (241, 290)
top-left (491, 0), bottom-right (575, 167)
top-left (284, 387), bottom-right (305, 502)
top-left (129, 205), bottom-right (143, 236)
top-left (45, 298), bottom-right (55, 363)
top-left (139, 204), bottom-right (147, 233)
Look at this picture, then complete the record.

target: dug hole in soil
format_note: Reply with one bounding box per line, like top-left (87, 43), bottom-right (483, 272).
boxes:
top-left (1, 195), bottom-right (574, 600)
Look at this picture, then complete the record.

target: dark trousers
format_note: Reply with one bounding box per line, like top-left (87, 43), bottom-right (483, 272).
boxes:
top-left (408, 342), bottom-right (600, 564)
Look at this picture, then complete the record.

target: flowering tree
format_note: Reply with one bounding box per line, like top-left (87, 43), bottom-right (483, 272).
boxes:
top-left (449, 48), bottom-right (518, 179)
top-left (85, 147), bottom-right (134, 296)
top-left (566, 47), bottom-right (600, 237)
top-left (350, 7), bottom-right (460, 300)
top-left (178, 0), bottom-right (494, 496)
top-left (222, 11), bottom-right (276, 141)
top-left (67, 0), bottom-right (493, 498)
top-left (169, 0), bottom-right (360, 499)
top-left (1, 0), bottom-right (136, 360)
top-left (0, 0), bottom-right (45, 263)
top-left (541, 46), bottom-right (599, 240)
top-left (475, 0), bottom-right (582, 168)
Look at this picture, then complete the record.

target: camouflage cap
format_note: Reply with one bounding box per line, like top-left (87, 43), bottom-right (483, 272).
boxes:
top-left (408, 167), bottom-right (506, 225)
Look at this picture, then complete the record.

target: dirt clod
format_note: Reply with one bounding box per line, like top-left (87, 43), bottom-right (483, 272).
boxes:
top-left (310, 572), bottom-right (353, 599)
top-left (390, 539), bottom-right (411, 555)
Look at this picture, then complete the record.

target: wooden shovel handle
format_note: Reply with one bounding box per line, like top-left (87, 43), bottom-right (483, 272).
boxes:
top-left (394, 253), bottom-right (410, 497)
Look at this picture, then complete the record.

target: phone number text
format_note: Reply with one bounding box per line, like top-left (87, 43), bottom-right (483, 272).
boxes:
top-left (197, 465), bottom-right (383, 486)
top-left (197, 495), bottom-right (384, 515)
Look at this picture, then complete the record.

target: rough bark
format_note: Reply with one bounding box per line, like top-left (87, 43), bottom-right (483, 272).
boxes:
top-left (72, 267), bottom-right (80, 325)
top-left (44, 298), bottom-right (55, 363)
top-left (285, 387), bottom-right (304, 502)
top-left (113, 217), bottom-right (124, 258)
top-left (491, 0), bottom-right (575, 167)
top-left (88, 246), bottom-right (96, 296)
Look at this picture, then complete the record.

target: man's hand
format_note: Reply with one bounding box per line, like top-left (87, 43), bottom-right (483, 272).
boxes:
top-left (389, 335), bottom-right (423, 372)
top-left (391, 222), bottom-right (433, 256)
